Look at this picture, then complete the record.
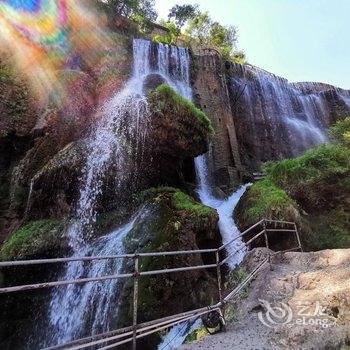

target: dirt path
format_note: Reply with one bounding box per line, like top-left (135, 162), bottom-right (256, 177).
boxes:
top-left (181, 248), bottom-right (350, 350)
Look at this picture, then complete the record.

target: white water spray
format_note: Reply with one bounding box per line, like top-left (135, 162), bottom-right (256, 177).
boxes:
top-left (46, 39), bottom-right (193, 346)
top-left (195, 155), bottom-right (250, 268)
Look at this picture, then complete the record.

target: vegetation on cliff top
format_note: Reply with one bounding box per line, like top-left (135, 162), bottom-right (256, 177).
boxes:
top-left (152, 3), bottom-right (246, 62)
top-left (0, 219), bottom-right (65, 260)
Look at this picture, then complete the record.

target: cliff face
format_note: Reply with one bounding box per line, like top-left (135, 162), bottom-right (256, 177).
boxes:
top-left (193, 52), bottom-right (350, 184)
top-left (192, 49), bottom-right (244, 195)
top-left (227, 62), bottom-right (350, 171)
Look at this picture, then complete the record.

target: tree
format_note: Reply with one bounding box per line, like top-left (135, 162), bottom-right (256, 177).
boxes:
top-left (185, 12), bottom-right (212, 44)
top-left (185, 11), bottom-right (240, 59)
top-left (103, 0), bottom-right (157, 21)
top-left (168, 4), bottom-right (199, 28)
top-left (153, 21), bottom-right (181, 45)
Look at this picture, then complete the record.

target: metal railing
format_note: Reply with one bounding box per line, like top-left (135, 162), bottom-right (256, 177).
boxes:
top-left (0, 219), bottom-right (302, 349)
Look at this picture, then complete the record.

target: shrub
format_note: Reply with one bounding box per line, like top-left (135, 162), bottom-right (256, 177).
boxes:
top-left (329, 117), bottom-right (350, 147)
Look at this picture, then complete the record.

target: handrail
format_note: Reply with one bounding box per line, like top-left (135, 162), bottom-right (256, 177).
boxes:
top-left (0, 218), bottom-right (303, 350)
top-left (0, 219), bottom-right (295, 268)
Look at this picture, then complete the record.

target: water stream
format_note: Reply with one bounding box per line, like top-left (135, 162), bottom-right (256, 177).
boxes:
top-left (45, 39), bottom-right (194, 347)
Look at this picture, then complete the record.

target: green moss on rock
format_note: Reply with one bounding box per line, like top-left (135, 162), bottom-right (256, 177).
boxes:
top-left (0, 220), bottom-right (65, 260)
top-left (119, 187), bottom-right (219, 326)
top-left (236, 179), bottom-right (300, 227)
top-left (139, 186), bottom-right (214, 216)
top-left (151, 83), bottom-right (214, 136)
top-left (237, 125), bottom-right (350, 251)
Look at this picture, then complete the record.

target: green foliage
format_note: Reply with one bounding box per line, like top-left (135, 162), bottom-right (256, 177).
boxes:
top-left (0, 220), bottom-right (64, 260)
top-left (137, 186), bottom-right (178, 202)
top-left (304, 210), bottom-right (350, 251)
top-left (168, 4), bottom-right (200, 28)
top-left (138, 186), bottom-right (214, 215)
top-left (102, 0), bottom-right (157, 30)
top-left (264, 144), bottom-right (350, 190)
top-left (184, 11), bottom-right (241, 59)
top-left (231, 50), bottom-right (246, 65)
top-left (172, 191), bottom-right (213, 215)
top-left (185, 12), bottom-right (212, 44)
top-left (152, 21), bottom-right (180, 45)
top-left (151, 83), bottom-right (214, 135)
top-left (245, 179), bottom-right (297, 222)
top-left (329, 117), bottom-right (350, 147)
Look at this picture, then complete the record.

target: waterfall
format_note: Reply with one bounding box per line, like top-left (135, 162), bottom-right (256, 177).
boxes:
top-left (195, 155), bottom-right (250, 268)
top-left (236, 66), bottom-right (328, 154)
top-left (227, 63), bottom-right (350, 170)
top-left (44, 38), bottom-right (248, 348)
top-left (46, 39), bottom-right (153, 346)
top-left (45, 40), bottom-right (193, 347)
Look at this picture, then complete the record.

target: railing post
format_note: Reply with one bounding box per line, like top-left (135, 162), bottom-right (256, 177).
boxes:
top-left (132, 256), bottom-right (139, 350)
top-left (293, 223), bottom-right (303, 252)
top-left (263, 220), bottom-right (269, 249)
top-left (215, 250), bottom-right (223, 304)
top-left (215, 249), bottom-right (226, 331)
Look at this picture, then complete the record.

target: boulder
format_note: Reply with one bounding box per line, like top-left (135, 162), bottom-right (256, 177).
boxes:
top-left (26, 140), bottom-right (88, 220)
top-left (143, 73), bottom-right (166, 95)
top-left (117, 187), bottom-right (221, 348)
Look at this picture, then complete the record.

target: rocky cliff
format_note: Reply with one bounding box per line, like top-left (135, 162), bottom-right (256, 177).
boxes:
top-left (227, 62), bottom-right (350, 172)
top-left (191, 49), bottom-right (350, 192)
top-left (192, 48), bottom-right (244, 195)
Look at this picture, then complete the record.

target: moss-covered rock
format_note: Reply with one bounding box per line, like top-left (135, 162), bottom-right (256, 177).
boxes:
top-left (118, 187), bottom-right (221, 336)
top-left (236, 179), bottom-right (300, 226)
top-left (236, 137), bottom-right (350, 251)
top-left (147, 83), bottom-right (214, 158)
top-left (0, 219), bottom-right (67, 260)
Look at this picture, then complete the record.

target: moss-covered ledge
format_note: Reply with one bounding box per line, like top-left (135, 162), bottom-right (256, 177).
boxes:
top-left (236, 179), bottom-right (301, 227)
top-left (147, 84), bottom-right (214, 158)
top-left (0, 219), bottom-right (67, 261)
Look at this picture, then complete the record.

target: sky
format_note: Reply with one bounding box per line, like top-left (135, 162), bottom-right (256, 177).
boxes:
top-left (155, 0), bottom-right (350, 89)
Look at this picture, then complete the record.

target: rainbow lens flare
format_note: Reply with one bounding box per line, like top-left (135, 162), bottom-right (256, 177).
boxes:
top-left (0, 1), bottom-right (110, 102)
top-left (0, 0), bottom-right (70, 52)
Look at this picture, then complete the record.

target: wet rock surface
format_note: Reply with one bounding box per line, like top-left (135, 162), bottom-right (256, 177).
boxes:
top-left (117, 188), bottom-right (221, 349)
top-left (227, 62), bottom-right (350, 172)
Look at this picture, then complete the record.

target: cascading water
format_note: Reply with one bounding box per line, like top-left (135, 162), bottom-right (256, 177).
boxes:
top-left (45, 39), bottom-right (195, 347)
top-left (228, 63), bottom-right (350, 171)
top-left (44, 38), bottom-right (249, 348)
top-left (231, 65), bottom-right (329, 155)
top-left (195, 155), bottom-right (250, 268)
top-left (46, 39), bottom-right (153, 346)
